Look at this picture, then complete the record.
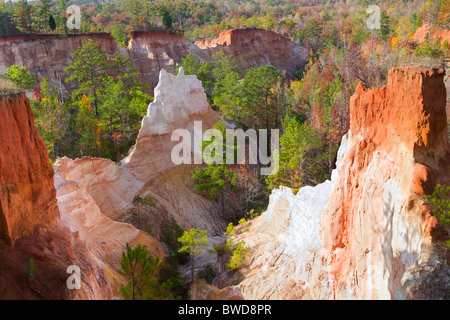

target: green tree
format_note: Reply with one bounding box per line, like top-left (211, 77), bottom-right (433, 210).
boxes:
top-left (0, 0), bottom-right (19, 35)
top-left (37, 0), bottom-right (53, 33)
top-left (396, 16), bottom-right (414, 42)
top-left (226, 241), bottom-right (248, 271)
top-left (65, 39), bottom-right (109, 115)
top-left (108, 23), bottom-right (130, 48)
top-left (98, 77), bottom-right (127, 147)
top-left (178, 229), bottom-right (209, 283)
top-left (125, 0), bottom-right (144, 29)
top-left (243, 65), bottom-right (282, 131)
top-left (76, 95), bottom-right (98, 156)
top-left (1, 65), bottom-right (37, 90)
top-left (118, 243), bottom-right (162, 300)
top-left (57, 0), bottom-right (71, 34)
top-left (192, 122), bottom-right (238, 217)
top-left (180, 53), bottom-right (214, 91)
top-left (211, 51), bottom-right (239, 93)
top-left (30, 78), bottom-right (68, 158)
top-left (48, 14), bottom-right (56, 32)
top-left (378, 11), bottom-right (391, 41)
top-left (162, 10), bottom-right (172, 30)
top-left (414, 40), bottom-right (444, 58)
top-left (266, 116), bottom-right (322, 191)
top-left (213, 72), bottom-right (244, 121)
top-left (14, 0), bottom-right (32, 33)
top-left (132, 194), bottom-right (157, 227)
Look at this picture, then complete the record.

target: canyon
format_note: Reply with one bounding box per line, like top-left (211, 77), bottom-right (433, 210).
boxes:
top-left (228, 66), bottom-right (450, 300)
top-left (0, 67), bottom-right (225, 299)
top-left (0, 28), bottom-right (308, 93)
top-left (0, 57), bottom-right (449, 299)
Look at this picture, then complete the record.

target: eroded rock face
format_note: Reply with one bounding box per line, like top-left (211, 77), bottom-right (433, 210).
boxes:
top-left (320, 67), bottom-right (449, 299)
top-left (50, 69), bottom-right (226, 296)
top-left (0, 29), bottom-right (307, 92)
top-left (0, 94), bottom-right (59, 244)
top-left (0, 93), bottom-right (112, 299)
top-left (189, 279), bottom-right (245, 300)
top-left (234, 67), bottom-right (450, 300)
top-left (0, 33), bottom-right (125, 93)
top-left (193, 28), bottom-right (308, 78)
top-left (55, 69), bottom-right (225, 240)
top-left (413, 24), bottom-right (450, 45)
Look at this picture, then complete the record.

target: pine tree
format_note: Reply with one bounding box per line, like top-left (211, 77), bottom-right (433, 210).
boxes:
top-left (243, 65), bottom-right (282, 131)
top-left (65, 39), bottom-right (109, 115)
top-left (48, 14), bottom-right (56, 32)
top-left (192, 121), bottom-right (238, 217)
top-left (118, 243), bottom-right (162, 300)
top-left (37, 0), bottom-right (53, 33)
top-left (57, 0), bottom-right (71, 34)
top-left (0, 0), bottom-right (18, 35)
top-left (178, 229), bottom-right (209, 283)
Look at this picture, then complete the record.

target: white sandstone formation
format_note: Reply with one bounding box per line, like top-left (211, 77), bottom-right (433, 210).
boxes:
top-left (54, 69), bottom-right (225, 293)
top-left (232, 67), bottom-right (450, 300)
top-left (233, 132), bottom-right (350, 299)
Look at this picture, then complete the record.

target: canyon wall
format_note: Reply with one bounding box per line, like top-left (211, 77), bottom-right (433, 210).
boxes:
top-left (413, 24), bottom-right (450, 45)
top-left (232, 67), bottom-right (450, 300)
top-left (193, 28), bottom-right (309, 78)
top-left (0, 33), bottom-right (124, 93)
top-left (0, 29), bottom-right (307, 92)
top-left (0, 94), bottom-right (59, 244)
top-left (55, 68), bottom-right (225, 242)
top-left (0, 93), bottom-right (112, 299)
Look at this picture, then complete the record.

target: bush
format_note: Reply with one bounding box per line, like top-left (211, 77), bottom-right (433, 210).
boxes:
top-left (414, 41), bottom-right (445, 59)
top-left (427, 184), bottom-right (450, 248)
top-left (226, 241), bottom-right (248, 271)
top-left (1, 65), bottom-right (37, 91)
top-left (162, 217), bottom-right (190, 265)
top-left (0, 79), bottom-right (22, 96)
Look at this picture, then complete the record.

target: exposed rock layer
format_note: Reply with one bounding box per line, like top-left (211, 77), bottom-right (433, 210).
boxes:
top-left (0, 29), bottom-right (307, 92)
top-left (234, 67), bottom-right (450, 300)
top-left (55, 69), bottom-right (225, 240)
top-left (0, 94), bottom-right (59, 244)
top-left (193, 28), bottom-right (308, 78)
top-left (0, 93), bottom-right (112, 299)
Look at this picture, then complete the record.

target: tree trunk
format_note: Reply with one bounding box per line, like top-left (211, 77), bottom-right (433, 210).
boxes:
top-left (93, 87), bottom-right (98, 115)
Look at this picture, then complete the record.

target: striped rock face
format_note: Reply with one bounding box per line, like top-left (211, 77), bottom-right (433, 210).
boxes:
top-left (233, 67), bottom-right (450, 300)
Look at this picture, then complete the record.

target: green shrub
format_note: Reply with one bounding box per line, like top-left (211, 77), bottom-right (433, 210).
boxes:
top-left (414, 41), bottom-right (444, 59)
top-left (226, 241), bottom-right (248, 271)
top-left (24, 259), bottom-right (36, 279)
top-left (427, 184), bottom-right (450, 247)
